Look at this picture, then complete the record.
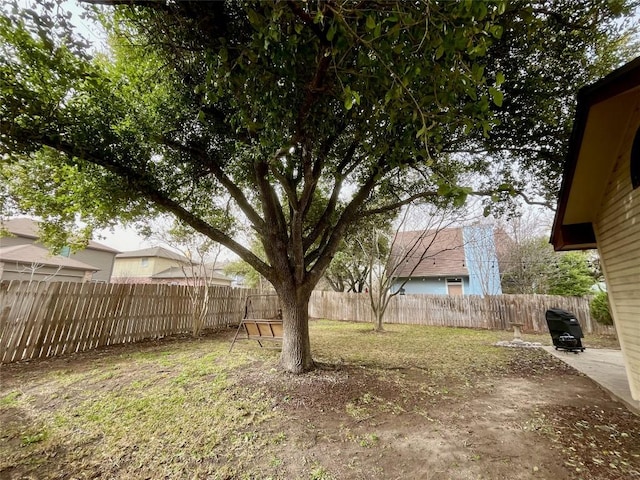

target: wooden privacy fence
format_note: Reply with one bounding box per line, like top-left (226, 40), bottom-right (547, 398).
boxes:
top-left (309, 291), bottom-right (617, 336)
top-left (0, 281), bottom-right (256, 364)
top-left (1, 281), bottom-right (617, 364)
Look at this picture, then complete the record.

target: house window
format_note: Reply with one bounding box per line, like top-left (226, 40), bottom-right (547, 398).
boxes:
top-left (60, 246), bottom-right (71, 257)
top-left (446, 278), bottom-right (463, 296)
top-left (631, 125), bottom-right (640, 190)
top-left (141, 258), bottom-right (149, 267)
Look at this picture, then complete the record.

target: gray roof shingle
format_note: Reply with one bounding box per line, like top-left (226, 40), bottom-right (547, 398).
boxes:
top-left (1, 218), bottom-right (119, 253)
top-left (0, 244), bottom-right (98, 271)
top-left (115, 246), bottom-right (191, 264)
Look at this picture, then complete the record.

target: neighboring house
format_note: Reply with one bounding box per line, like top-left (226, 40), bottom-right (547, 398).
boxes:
top-left (0, 244), bottom-right (97, 283)
top-left (0, 217), bottom-right (119, 282)
top-left (111, 246), bottom-right (192, 283)
top-left (550, 57), bottom-right (640, 401)
top-left (150, 265), bottom-right (233, 287)
top-left (390, 226), bottom-right (502, 296)
top-left (112, 247), bottom-right (233, 286)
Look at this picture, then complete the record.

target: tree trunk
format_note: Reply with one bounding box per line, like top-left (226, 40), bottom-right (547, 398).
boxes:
top-left (370, 289), bottom-right (386, 332)
top-left (277, 287), bottom-right (315, 373)
top-left (374, 309), bottom-right (385, 332)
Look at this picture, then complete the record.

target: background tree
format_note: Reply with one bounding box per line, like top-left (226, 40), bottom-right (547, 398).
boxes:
top-left (223, 259), bottom-right (261, 290)
top-left (323, 247), bottom-right (369, 293)
top-left (323, 214), bottom-right (394, 293)
top-left (547, 251), bottom-right (595, 297)
top-left (498, 229), bottom-right (598, 296)
top-left (364, 204), bottom-right (462, 331)
top-left (223, 239), bottom-right (269, 291)
top-left (496, 208), bottom-right (557, 294)
top-left (465, 0), bottom-right (640, 211)
top-left (1, 1), bottom-right (636, 372)
top-left (590, 290), bottom-right (613, 325)
top-left (585, 250), bottom-right (605, 286)
top-left (499, 236), bottom-right (558, 294)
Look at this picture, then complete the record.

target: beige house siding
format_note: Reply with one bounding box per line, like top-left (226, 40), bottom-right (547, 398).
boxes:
top-left (112, 257), bottom-right (189, 279)
top-left (594, 106), bottom-right (640, 400)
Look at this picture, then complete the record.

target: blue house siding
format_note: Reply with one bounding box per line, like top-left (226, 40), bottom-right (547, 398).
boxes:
top-left (392, 276), bottom-right (470, 295)
top-left (390, 226), bottom-right (502, 296)
top-left (462, 226), bottom-right (502, 296)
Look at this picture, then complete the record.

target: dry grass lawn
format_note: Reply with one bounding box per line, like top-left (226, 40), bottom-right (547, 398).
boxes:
top-left (0, 320), bottom-right (637, 480)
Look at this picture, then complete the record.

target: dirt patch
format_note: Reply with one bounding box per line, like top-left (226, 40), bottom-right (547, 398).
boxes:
top-left (235, 352), bottom-right (639, 480)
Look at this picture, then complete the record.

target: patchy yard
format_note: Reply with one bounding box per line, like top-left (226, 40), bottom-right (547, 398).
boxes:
top-left (0, 321), bottom-right (637, 480)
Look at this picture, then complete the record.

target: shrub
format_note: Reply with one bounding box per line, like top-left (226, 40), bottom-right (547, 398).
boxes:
top-left (590, 290), bottom-right (613, 325)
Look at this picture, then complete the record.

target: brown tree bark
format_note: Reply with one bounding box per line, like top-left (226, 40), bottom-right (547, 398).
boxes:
top-left (277, 286), bottom-right (315, 373)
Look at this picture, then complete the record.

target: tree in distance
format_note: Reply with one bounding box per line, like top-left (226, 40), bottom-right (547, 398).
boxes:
top-left (0, 1), bottom-right (636, 372)
top-left (323, 212), bottom-right (396, 294)
top-left (362, 203), bottom-right (466, 332)
top-left (547, 251), bottom-right (595, 297)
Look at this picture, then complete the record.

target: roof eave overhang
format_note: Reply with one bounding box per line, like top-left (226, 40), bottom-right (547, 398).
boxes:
top-left (553, 223), bottom-right (597, 251)
top-left (551, 56), bottom-right (640, 251)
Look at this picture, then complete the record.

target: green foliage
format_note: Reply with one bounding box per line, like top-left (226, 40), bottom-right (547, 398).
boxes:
top-left (500, 235), bottom-right (598, 297)
top-left (1, 1), bottom-right (634, 269)
top-left (0, 390), bottom-right (21, 406)
top-left (224, 259), bottom-right (262, 289)
top-left (0, 0), bottom-right (636, 368)
top-left (590, 290), bottom-right (613, 325)
top-left (478, 0), bottom-right (639, 212)
top-left (0, 1), bottom-right (507, 267)
top-left (1, 148), bottom-right (147, 252)
top-left (500, 237), bottom-right (557, 294)
top-left (223, 239), bottom-right (268, 289)
top-left (324, 214), bottom-right (393, 292)
top-left (547, 252), bottom-right (595, 297)
top-left (20, 431), bottom-right (48, 447)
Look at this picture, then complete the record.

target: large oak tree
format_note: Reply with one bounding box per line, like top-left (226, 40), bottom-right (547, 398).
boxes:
top-left (0, 0), bottom-right (635, 372)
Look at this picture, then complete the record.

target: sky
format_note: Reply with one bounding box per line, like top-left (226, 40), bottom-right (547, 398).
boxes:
top-left (94, 225), bottom-right (151, 252)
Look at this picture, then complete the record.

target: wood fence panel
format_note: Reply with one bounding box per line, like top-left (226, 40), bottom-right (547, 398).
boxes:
top-left (9, 282), bottom-right (44, 362)
top-left (309, 291), bottom-right (617, 336)
top-left (1, 281), bottom-right (32, 362)
top-left (2, 281), bottom-right (26, 361)
top-left (99, 283), bottom-right (121, 348)
top-left (0, 281), bottom-right (254, 364)
top-left (7, 281), bottom-right (37, 362)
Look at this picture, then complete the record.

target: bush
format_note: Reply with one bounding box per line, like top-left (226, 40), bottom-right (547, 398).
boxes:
top-left (590, 290), bottom-right (613, 325)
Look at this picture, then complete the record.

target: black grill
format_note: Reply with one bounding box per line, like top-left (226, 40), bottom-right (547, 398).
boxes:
top-left (545, 308), bottom-right (585, 353)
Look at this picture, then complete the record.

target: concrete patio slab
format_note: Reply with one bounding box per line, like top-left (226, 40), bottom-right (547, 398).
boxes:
top-left (543, 346), bottom-right (639, 415)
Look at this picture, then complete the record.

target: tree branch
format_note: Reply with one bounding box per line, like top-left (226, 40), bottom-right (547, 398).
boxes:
top-left (286, 1), bottom-right (333, 47)
top-left (302, 138), bottom-right (358, 250)
top-left (161, 137), bottom-right (267, 233)
top-left (303, 160), bottom-right (385, 290)
top-left (37, 135), bottom-right (272, 278)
